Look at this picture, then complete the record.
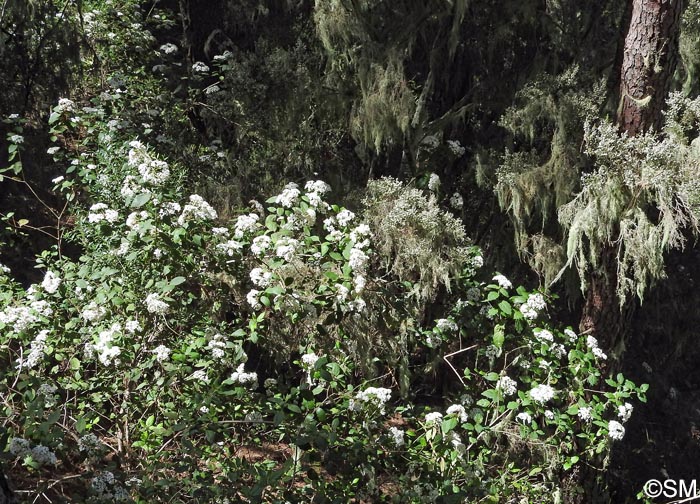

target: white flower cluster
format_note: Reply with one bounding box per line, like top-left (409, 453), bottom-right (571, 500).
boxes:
top-left (152, 344), bottom-right (171, 362)
top-left (246, 289), bottom-right (261, 310)
top-left (301, 352), bottom-right (319, 370)
top-left (388, 426), bottom-right (405, 447)
top-left (520, 293), bottom-right (546, 320)
top-left (250, 235), bottom-right (271, 256)
top-left (91, 471), bottom-right (130, 501)
top-left (348, 247), bottom-right (369, 273)
top-left (577, 406), bottom-right (592, 422)
top-left (178, 194), bottom-right (218, 225)
top-left (234, 213), bottom-right (259, 238)
top-left (216, 239), bottom-right (243, 256)
top-left (608, 419), bottom-right (625, 441)
top-left (447, 140), bottom-right (466, 157)
top-left (586, 335), bottom-right (608, 360)
top-left (192, 61), bottom-right (209, 73)
top-left (9, 134), bottom-right (23, 144)
top-left (191, 369), bottom-right (210, 383)
top-left (446, 404), bottom-right (468, 423)
top-left (207, 333), bottom-right (227, 360)
top-left (350, 387), bottom-right (392, 414)
top-left (249, 267), bottom-right (273, 288)
top-left (424, 411), bottom-right (443, 425)
top-left (145, 293), bottom-right (169, 315)
top-left (533, 329), bottom-right (554, 343)
top-left (496, 375), bottom-right (517, 396)
top-left (449, 192), bottom-right (463, 209)
top-left (529, 384), bottom-right (555, 404)
top-left (17, 330), bottom-right (49, 369)
top-left (618, 402), bottom-right (633, 423)
top-left (81, 301), bottom-right (106, 323)
top-left (275, 238), bottom-right (299, 262)
top-left (126, 210), bottom-right (149, 231)
top-left (492, 274), bottom-right (512, 289)
top-left (41, 271), bottom-right (62, 294)
top-left (230, 363), bottom-right (258, 387)
top-left (56, 98), bottom-right (76, 113)
top-left (88, 203), bottom-right (120, 224)
top-left (159, 43), bottom-right (178, 54)
top-left (336, 209), bottom-right (355, 227)
top-left (436, 318), bottom-right (458, 332)
top-left (78, 433), bottom-right (102, 453)
top-left (427, 173), bottom-right (440, 192)
top-left (120, 175), bottom-right (144, 200)
top-left (125, 319), bottom-right (141, 333)
top-left (138, 159), bottom-right (170, 185)
top-left (9, 438), bottom-right (58, 466)
top-left (275, 182), bottom-right (301, 208)
top-left (516, 412), bottom-right (532, 424)
top-left (86, 323), bottom-right (122, 366)
top-left (304, 180), bottom-right (331, 208)
top-left (564, 328), bottom-right (578, 343)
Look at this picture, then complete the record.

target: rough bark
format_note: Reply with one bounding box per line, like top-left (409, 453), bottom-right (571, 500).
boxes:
top-left (0, 467), bottom-right (17, 504)
top-left (617, 0), bottom-right (684, 135)
top-left (580, 0), bottom-right (684, 352)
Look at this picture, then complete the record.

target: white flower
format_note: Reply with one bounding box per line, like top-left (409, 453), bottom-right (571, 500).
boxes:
top-left (301, 352), bottom-right (319, 371)
top-left (47, 146), bottom-right (60, 155)
top-left (618, 402), bottom-right (633, 423)
top-left (207, 333), bottom-right (227, 360)
top-left (250, 235), bottom-right (271, 255)
top-left (152, 345), bottom-right (171, 362)
top-left (534, 329), bottom-right (554, 343)
top-left (336, 283), bottom-right (350, 302)
top-left (145, 293), bottom-right (169, 315)
top-left (436, 318), bottom-right (458, 332)
top-left (447, 431), bottom-right (466, 456)
top-left (205, 85), bottom-right (220, 94)
top-left (577, 406), bottom-right (592, 422)
top-left (427, 173), bottom-right (440, 192)
top-left (41, 271), bottom-right (61, 293)
top-left (449, 192), bottom-right (463, 209)
top-left (275, 182), bottom-right (300, 208)
top-left (57, 98), bottom-right (75, 113)
top-left (199, 406), bottom-right (209, 414)
top-left (234, 213), bottom-right (259, 238)
top-left (516, 412), bottom-right (532, 424)
top-left (217, 239), bottom-right (243, 256)
top-left (492, 274), bottom-right (512, 289)
top-left (353, 275), bottom-right (366, 293)
top-left (592, 347), bottom-right (608, 360)
top-left (447, 140), bottom-right (466, 157)
top-left (471, 255), bottom-right (484, 269)
top-left (192, 61), bottom-right (209, 73)
top-left (125, 320), bottom-right (141, 333)
top-left (178, 194), bottom-right (217, 224)
top-left (424, 411), bottom-right (443, 425)
top-left (159, 43), bottom-right (178, 54)
top-left (336, 209), bottom-right (355, 226)
top-left (529, 384), bottom-right (555, 404)
top-left (347, 298), bottom-right (366, 312)
top-left (550, 343), bottom-right (567, 359)
top-left (8, 113), bottom-right (18, 119)
top-left (350, 387), bottom-right (392, 414)
top-left (388, 426), bottom-right (405, 447)
top-left (246, 289), bottom-right (261, 310)
top-left (348, 247), bottom-right (369, 272)
top-left (229, 363), bottom-right (257, 386)
top-left (608, 420), bottom-right (625, 441)
top-left (30, 445), bottom-right (58, 465)
top-left (446, 404), bottom-right (468, 422)
top-left (191, 369), bottom-right (210, 383)
top-left (212, 227), bottom-right (229, 237)
top-left (564, 328), bottom-right (578, 343)
top-left (17, 330), bottom-right (49, 369)
top-left (496, 376), bottom-right (517, 396)
top-left (9, 438), bottom-right (31, 457)
top-left (520, 293), bottom-right (546, 320)
top-left (9, 134), bottom-right (24, 144)
top-left (275, 238), bottom-right (299, 262)
top-left (544, 410), bottom-right (555, 420)
top-left (52, 175), bottom-right (65, 184)
top-left (81, 301), bottom-right (106, 322)
top-left (249, 267), bottom-right (272, 288)
top-left (138, 159), bottom-right (170, 185)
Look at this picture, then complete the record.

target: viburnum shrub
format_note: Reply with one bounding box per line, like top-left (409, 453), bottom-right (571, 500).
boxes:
top-left (0, 104), bottom-right (646, 502)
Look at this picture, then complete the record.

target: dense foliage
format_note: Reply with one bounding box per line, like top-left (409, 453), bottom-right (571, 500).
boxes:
top-left (2, 0), bottom-right (700, 502)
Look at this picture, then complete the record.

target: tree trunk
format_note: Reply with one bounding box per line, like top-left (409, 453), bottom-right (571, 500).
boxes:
top-left (580, 0), bottom-right (684, 352)
top-left (617, 0), bottom-right (684, 136)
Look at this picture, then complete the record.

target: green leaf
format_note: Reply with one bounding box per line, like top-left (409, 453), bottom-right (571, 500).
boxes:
top-left (493, 324), bottom-right (505, 348)
top-left (498, 300), bottom-right (512, 316)
top-left (169, 276), bottom-right (186, 288)
top-left (130, 192), bottom-right (151, 208)
top-left (69, 357), bottom-right (80, 370)
top-left (441, 417), bottom-right (458, 435)
top-left (486, 291), bottom-right (499, 301)
top-left (48, 112), bottom-right (61, 124)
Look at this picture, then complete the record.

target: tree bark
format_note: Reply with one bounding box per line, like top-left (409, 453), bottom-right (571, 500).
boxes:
top-left (580, 0), bottom-right (684, 351)
top-left (617, 0), bottom-right (684, 135)
top-left (0, 467), bottom-right (17, 504)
